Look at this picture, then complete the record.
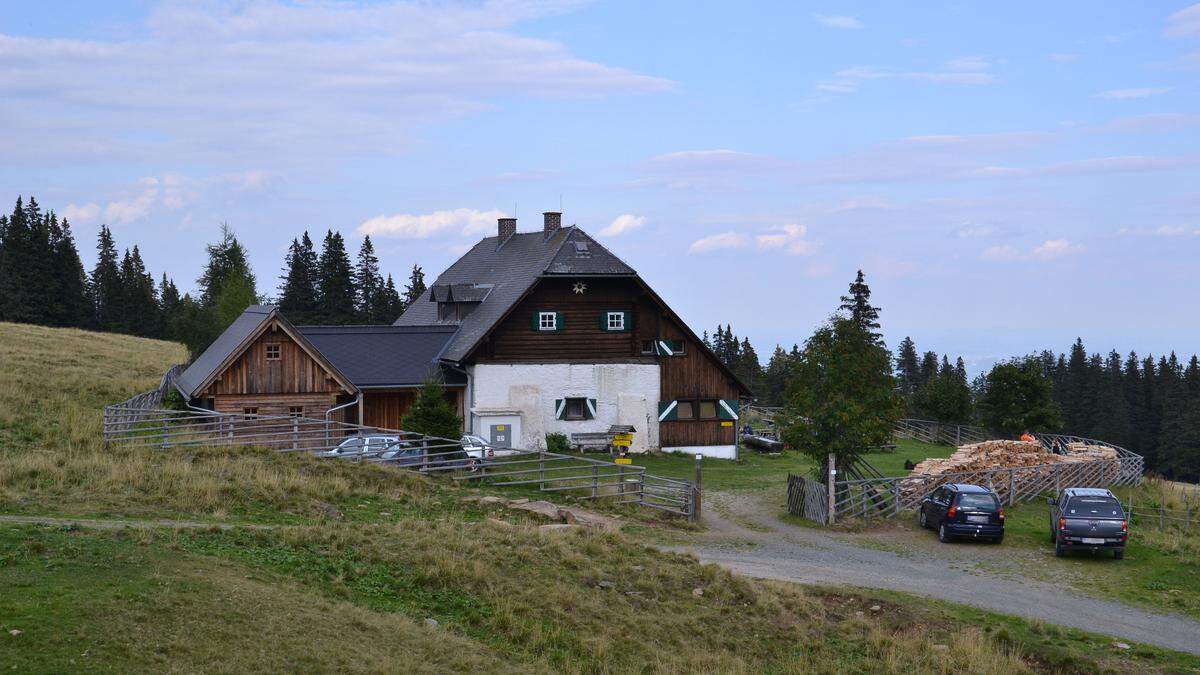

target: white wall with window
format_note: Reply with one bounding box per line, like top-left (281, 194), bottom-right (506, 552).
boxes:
top-left (469, 363), bottom-right (660, 453)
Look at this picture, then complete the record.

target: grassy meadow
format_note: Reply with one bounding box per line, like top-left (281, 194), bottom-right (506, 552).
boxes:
top-left (0, 321), bottom-right (1196, 672)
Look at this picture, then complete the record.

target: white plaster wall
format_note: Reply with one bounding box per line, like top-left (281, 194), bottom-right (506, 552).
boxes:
top-left (662, 444), bottom-right (739, 460)
top-left (470, 363), bottom-right (660, 452)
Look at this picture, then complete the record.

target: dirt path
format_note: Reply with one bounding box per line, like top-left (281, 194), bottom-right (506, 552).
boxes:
top-left (672, 491), bottom-right (1200, 656)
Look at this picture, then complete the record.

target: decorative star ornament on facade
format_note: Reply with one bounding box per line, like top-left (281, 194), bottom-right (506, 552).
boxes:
top-left (572, 281), bottom-right (587, 295)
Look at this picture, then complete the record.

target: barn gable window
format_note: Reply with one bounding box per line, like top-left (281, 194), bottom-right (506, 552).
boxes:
top-left (600, 310), bottom-right (631, 332)
top-left (265, 344), bottom-right (281, 360)
top-left (288, 406), bottom-right (304, 417)
top-left (533, 311), bottom-right (563, 332)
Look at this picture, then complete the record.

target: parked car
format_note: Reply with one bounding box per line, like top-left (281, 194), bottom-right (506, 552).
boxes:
top-left (318, 434), bottom-right (400, 458)
top-left (460, 434), bottom-right (522, 461)
top-left (382, 440), bottom-right (477, 472)
top-left (1048, 487), bottom-right (1128, 559)
top-left (918, 483), bottom-right (1005, 543)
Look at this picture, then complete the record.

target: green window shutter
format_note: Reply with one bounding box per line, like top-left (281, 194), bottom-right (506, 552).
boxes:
top-left (555, 312), bottom-right (565, 331)
top-left (585, 399), bottom-right (597, 420)
top-left (657, 400), bottom-right (678, 422)
top-left (554, 399), bottom-right (565, 420)
top-left (718, 399), bottom-right (739, 420)
top-left (532, 312), bottom-right (541, 332)
top-left (625, 311), bottom-right (635, 331)
top-left (598, 311), bottom-right (608, 331)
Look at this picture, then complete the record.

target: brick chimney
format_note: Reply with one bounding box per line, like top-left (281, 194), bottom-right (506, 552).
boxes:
top-left (497, 217), bottom-right (516, 241)
top-left (543, 211), bottom-right (562, 237)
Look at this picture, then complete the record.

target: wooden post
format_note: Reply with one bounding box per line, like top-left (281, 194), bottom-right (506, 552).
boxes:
top-left (893, 479), bottom-right (900, 517)
top-left (539, 454), bottom-right (546, 491)
top-left (692, 454), bottom-right (703, 523)
top-left (591, 465), bottom-right (598, 498)
top-left (1009, 468), bottom-right (1016, 507)
top-left (826, 453), bottom-right (836, 526)
top-left (1054, 465), bottom-right (1060, 495)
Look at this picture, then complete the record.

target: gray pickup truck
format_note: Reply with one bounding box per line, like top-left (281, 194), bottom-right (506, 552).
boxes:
top-left (1048, 487), bottom-right (1128, 559)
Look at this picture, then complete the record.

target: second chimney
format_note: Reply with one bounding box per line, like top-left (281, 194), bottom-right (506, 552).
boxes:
top-left (543, 211), bottom-right (562, 237)
top-left (497, 217), bottom-right (517, 241)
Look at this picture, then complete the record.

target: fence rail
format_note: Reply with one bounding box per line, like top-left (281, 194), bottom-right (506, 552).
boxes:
top-left (101, 404), bottom-right (696, 520)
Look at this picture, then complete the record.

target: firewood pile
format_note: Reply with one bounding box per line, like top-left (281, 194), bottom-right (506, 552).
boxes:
top-left (898, 439), bottom-right (1122, 504)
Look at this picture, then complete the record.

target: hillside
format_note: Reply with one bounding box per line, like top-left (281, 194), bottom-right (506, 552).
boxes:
top-left (0, 321), bottom-right (1194, 673)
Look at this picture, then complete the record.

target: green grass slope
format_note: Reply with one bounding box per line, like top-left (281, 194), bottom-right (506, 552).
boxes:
top-left (0, 322), bottom-right (1195, 673)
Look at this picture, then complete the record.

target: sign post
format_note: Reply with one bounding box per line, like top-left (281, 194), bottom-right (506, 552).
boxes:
top-left (693, 454), bottom-right (703, 522)
top-left (826, 453), bottom-right (836, 526)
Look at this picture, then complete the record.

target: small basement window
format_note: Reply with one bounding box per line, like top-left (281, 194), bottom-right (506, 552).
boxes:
top-left (288, 406), bottom-right (304, 418)
top-left (243, 407), bottom-right (258, 416)
top-left (675, 400), bottom-right (695, 420)
top-left (655, 339), bottom-right (686, 356)
top-left (564, 397), bottom-right (587, 420)
top-left (606, 311), bottom-right (625, 331)
top-left (640, 339), bottom-right (656, 355)
top-left (698, 400), bottom-right (718, 419)
top-left (265, 344), bottom-right (281, 360)
top-left (538, 311), bottom-right (558, 331)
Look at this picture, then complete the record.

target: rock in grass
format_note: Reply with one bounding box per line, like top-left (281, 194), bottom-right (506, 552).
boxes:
top-left (538, 523), bottom-right (576, 533)
top-left (1112, 642), bottom-right (1131, 650)
top-left (424, 618), bottom-right (439, 629)
top-left (598, 580), bottom-right (616, 589)
top-left (869, 605), bottom-right (881, 612)
top-left (508, 500), bottom-right (561, 519)
top-left (692, 588), bottom-right (704, 598)
top-left (8, 629), bottom-right (21, 636)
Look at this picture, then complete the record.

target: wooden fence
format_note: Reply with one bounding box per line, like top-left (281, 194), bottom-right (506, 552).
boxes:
top-left (789, 432), bottom-right (1145, 524)
top-left (786, 473), bottom-right (828, 523)
top-left (101, 405), bottom-right (697, 520)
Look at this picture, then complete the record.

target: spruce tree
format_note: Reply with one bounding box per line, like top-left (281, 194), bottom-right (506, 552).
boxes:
top-left (316, 230), bottom-right (357, 324)
top-left (402, 264), bottom-right (427, 310)
top-left (838, 269), bottom-right (882, 343)
top-left (278, 232), bottom-right (319, 324)
top-left (120, 246), bottom-right (159, 337)
top-left (379, 274), bottom-right (403, 320)
top-left (917, 351), bottom-right (939, 389)
top-left (762, 345), bottom-right (792, 405)
top-left (0, 197), bottom-right (35, 323)
top-left (50, 216), bottom-right (92, 328)
top-left (895, 337), bottom-right (920, 396)
top-left (197, 223), bottom-right (256, 310)
top-left (91, 225), bottom-right (124, 332)
top-left (159, 274), bottom-right (181, 340)
top-left (354, 235), bottom-right (385, 323)
top-left (401, 379), bottom-right (463, 441)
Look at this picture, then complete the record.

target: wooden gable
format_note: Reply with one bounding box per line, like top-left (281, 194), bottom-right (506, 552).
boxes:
top-left (200, 320), bottom-right (351, 397)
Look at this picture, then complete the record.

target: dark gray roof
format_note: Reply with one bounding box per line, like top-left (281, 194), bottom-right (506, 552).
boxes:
top-left (296, 324), bottom-right (464, 387)
top-left (176, 305), bottom-right (275, 398)
top-left (394, 226), bottom-right (635, 363)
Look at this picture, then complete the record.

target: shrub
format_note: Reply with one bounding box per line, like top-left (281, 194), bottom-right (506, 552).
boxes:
top-left (545, 433), bottom-right (569, 453)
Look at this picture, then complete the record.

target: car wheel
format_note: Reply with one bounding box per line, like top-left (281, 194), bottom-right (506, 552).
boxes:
top-left (1049, 529), bottom-right (1056, 543)
top-left (1113, 549), bottom-right (1124, 560)
top-left (919, 509), bottom-right (928, 529)
top-left (938, 523), bottom-right (950, 543)
top-left (1054, 541), bottom-right (1065, 558)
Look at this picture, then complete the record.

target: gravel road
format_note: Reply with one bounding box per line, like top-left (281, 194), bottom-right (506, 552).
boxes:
top-left (672, 492), bottom-right (1200, 656)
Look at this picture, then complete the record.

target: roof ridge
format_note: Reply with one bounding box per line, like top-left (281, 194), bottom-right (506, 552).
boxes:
top-left (539, 224), bottom-right (578, 274)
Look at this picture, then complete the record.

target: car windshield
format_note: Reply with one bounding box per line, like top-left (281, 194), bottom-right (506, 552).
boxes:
top-left (957, 493), bottom-right (998, 510)
top-left (1069, 497), bottom-right (1124, 516)
top-left (339, 438), bottom-right (364, 449)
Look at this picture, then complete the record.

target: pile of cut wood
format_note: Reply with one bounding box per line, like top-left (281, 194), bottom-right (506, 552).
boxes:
top-left (911, 439), bottom-right (1118, 477)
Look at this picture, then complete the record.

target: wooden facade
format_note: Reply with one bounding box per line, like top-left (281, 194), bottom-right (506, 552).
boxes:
top-left (478, 277), bottom-right (655, 362)
top-left (362, 388), bottom-right (465, 431)
top-left (471, 276), bottom-right (743, 448)
top-left (203, 323), bottom-right (345, 396)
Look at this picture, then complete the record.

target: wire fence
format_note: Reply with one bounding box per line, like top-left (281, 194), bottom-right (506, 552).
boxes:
top-left (101, 405), bottom-right (697, 520)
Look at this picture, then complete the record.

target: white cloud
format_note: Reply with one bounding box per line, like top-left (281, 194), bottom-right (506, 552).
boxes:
top-left (357, 208), bottom-right (507, 239)
top-left (1118, 224), bottom-right (1200, 237)
top-left (980, 239), bottom-right (1082, 262)
top-left (62, 202), bottom-right (101, 224)
top-left (96, 174), bottom-right (192, 225)
top-left (943, 56), bottom-right (991, 71)
top-left (814, 14), bottom-right (864, 29)
top-left (1094, 87), bottom-right (1170, 100)
top-left (1094, 113), bottom-right (1200, 133)
top-left (955, 224), bottom-right (997, 238)
top-left (687, 231), bottom-right (747, 254)
top-left (818, 60), bottom-right (996, 94)
top-left (755, 224), bottom-right (813, 255)
top-left (599, 214), bottom-right (646, 236)
top-left (1166, 3), bottom-right (1200, 37)
top-left (1032, 238), bottom-right (1082, 260)
top-left (1049, 52), bottom-right (1081, 63)
top-left (0, 1), bottom-right (672, 166)
top-left (980, 244), bottom-right (1020, 261)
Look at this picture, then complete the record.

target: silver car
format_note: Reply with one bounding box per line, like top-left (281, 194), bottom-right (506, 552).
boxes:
top-left (461, 434), bottom-right (522, 460)
top-left (318, 434), bottom-right (400, 458)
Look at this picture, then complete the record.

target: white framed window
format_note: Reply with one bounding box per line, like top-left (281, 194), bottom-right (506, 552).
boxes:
top-left (538, 311), bottom-right (558, 331)
top-left (606, 311), bottom-right (625, 331)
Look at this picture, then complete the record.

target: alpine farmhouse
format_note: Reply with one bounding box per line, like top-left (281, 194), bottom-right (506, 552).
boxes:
top-left (175, 213), bottom-right (751, 458)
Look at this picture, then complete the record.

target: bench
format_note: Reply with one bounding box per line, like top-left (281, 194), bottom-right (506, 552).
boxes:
top-left (570, 432), bottom-right (614, 453)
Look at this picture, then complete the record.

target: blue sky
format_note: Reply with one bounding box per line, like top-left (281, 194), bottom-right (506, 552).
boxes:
top-left (3, 1), bottom-right (1199, 371)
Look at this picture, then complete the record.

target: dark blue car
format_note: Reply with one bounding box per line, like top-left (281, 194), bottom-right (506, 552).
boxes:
top-left (918, 483), bottom-right (1005, 543)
